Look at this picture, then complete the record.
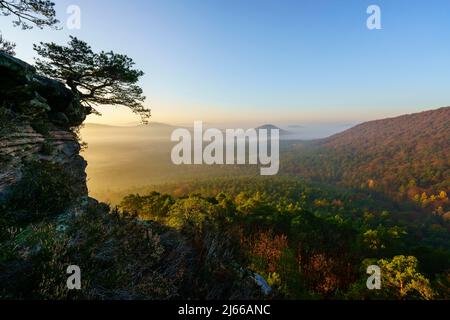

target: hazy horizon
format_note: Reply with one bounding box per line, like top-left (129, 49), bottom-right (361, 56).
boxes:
top-left (82, 118), bottom-right (358, 141)
top-left (83, 104), bottom-right (446, 139)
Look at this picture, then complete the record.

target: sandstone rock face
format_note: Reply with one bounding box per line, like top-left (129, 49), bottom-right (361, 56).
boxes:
top-left (0, 52), bottom-right (88, 214)
top-left (0, 52), bottom-right (87, 127)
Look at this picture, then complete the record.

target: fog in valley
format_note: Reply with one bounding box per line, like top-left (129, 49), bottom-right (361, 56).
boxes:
top-left (81, 122), bottom-right (354, 204)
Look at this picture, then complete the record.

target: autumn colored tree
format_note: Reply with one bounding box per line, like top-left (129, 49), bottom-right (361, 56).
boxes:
top-left (379, 255), bottom-right (434, 299)
top-left (247, 230), bottom-right (289, 273)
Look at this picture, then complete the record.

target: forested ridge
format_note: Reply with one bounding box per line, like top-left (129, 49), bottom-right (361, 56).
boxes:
top-left (282, 107), bottom-right (450, 216)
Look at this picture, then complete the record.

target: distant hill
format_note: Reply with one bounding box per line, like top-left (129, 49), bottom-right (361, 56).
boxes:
top-left (322, 107), bottom-right (450, 150)
top-left (255, 124), bottom-right (290, 136)
top-left (282, 107), bottom-right (450, 212)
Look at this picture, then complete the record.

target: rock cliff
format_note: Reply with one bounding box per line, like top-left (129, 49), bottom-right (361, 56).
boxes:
top-left (0, 52), bottom-right (88, 214)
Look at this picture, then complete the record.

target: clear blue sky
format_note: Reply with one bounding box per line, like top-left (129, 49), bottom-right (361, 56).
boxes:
top-left (2, 0), bottom-right (450, 126)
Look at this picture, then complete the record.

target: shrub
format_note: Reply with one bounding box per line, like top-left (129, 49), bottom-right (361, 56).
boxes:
top-left (37, 207), bottom-right (178, 299)
top-left (4, 161), bottom-right (78, 226)
top-left (0, 202), bottom-right (181, 299)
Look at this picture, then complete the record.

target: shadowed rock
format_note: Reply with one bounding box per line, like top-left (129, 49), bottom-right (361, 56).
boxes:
top-left (0, 52), bottom-right (88, 213)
